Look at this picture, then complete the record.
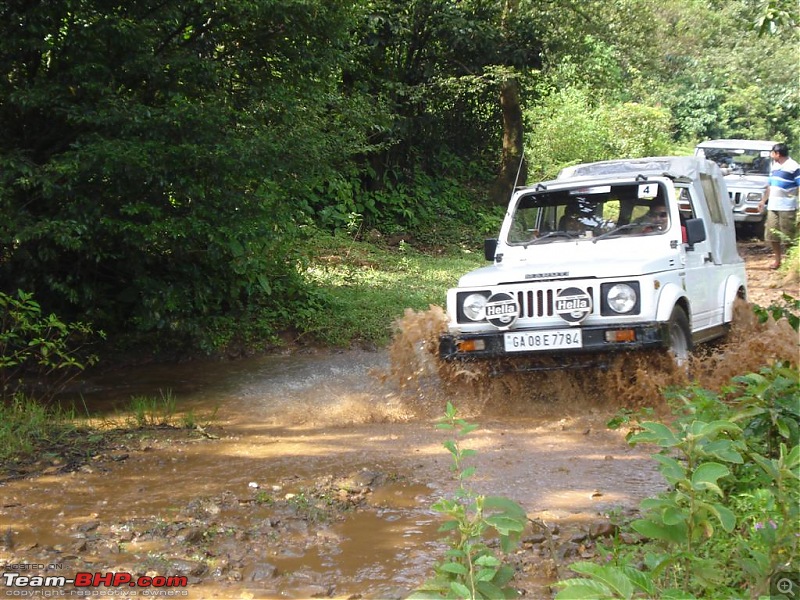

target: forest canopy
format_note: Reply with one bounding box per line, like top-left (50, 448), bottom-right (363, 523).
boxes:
top-left (1, 0), bottom-right (797, 354)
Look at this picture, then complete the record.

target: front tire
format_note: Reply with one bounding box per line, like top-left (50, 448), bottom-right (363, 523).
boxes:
top-left (667, 306), bottom-right (692, 366)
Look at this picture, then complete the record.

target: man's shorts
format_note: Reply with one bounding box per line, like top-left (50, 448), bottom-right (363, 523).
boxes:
top-left (764, 209), bottom-right (798, 243)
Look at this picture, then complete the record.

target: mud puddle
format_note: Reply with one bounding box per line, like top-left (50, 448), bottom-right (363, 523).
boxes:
top-left (0, 345), bottom-right (674, 599)
top-left (1, 243), bottom-right (797, 599)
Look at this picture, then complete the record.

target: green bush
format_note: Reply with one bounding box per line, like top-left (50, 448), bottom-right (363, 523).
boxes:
top-left (303, 150), bottom-right (494, 249)
top-left (524, 86), bottom-right (675, 181)
top-left (557, 363), bottom-right (799, 599)
top-left (524, 87), bottom-right (612, 180)
top-left (0, 290), bottom-right (103, 403)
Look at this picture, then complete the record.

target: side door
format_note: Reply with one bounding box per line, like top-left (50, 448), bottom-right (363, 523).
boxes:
top-left (677, 186), bottom-right (719, 331)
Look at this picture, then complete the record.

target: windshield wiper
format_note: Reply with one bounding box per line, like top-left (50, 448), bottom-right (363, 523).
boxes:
top-left (527, 231), bottom-right (578, 245)
top-left (592, 223), bottom-right (641, 243)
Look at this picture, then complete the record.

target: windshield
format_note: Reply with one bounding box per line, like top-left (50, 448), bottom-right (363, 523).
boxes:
top-left (506, 181), bottom-right (671, 245)
top-left (698, 147), bottom-right (771, 176)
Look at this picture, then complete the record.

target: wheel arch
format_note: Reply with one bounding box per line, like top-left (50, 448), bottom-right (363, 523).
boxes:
top-left (722, 274), bottom-right (748, 323)
top-left (656, 283), bottom-right (691, 325)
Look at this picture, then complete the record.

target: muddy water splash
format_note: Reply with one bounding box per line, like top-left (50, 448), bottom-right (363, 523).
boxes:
top-left (688, 298), bottom-right (798, 388)
top-left (387, 298), bottom-right (798, 416)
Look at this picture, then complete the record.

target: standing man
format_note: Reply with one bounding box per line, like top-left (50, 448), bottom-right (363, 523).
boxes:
top-left (759, 143), bottom-right (800, 269)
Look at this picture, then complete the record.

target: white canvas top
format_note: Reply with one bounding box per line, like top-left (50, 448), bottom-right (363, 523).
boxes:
top-left (557, 156), bottom-right (715, 182)
top-left (695, 139), bottom-right (778, 151)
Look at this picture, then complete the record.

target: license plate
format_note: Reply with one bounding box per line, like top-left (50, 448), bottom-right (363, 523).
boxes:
top-left (504, 329), bottom-right (583, 352)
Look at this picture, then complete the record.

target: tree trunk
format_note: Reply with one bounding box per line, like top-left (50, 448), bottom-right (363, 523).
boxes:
top-left (490, 77), bottom-right (526, 206)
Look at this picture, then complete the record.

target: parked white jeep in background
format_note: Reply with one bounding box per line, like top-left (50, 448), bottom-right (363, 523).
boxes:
top-left (694, 139), bottom-right (778, 239)
top-left (438, 156), bottom-right (748, 369)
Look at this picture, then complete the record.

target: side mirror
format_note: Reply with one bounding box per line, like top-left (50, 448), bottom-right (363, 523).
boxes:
top-left (484, 238), bottom-right (498, 261)
top-left (684, 218), bottom-right (706, 248)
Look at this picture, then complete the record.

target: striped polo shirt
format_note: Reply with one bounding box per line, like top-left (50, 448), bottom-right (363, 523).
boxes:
top-left (768, 157), bottom-right (800, 211)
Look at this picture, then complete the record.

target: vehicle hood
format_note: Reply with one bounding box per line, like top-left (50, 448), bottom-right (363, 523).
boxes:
top-left (457, 241), bottom-right (680, 287)
top-left (724, 174), bottom-right (768, 189)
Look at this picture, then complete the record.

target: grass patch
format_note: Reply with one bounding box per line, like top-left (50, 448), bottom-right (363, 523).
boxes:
top-left (1, 390), bottom-right (219, 480)
top-left (125, 389), bottom-right (218, 430)
top-left (128, 389), bottom-right (178, 427)
top-left (0, 396), bottom-right (80, 462)
top-left (299, 230), bottom-right (485, 347)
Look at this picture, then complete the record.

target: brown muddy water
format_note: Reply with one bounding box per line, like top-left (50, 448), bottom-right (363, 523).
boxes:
top-left (1, 295), bottom-right (797, 599)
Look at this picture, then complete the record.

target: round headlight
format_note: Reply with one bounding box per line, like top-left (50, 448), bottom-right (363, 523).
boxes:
top-left (462, 293), bottom-right (488, 321)
top-left (606, 284), bottom-right (637, 314)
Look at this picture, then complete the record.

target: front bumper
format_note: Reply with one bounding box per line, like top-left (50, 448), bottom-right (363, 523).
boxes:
top-left (439, 322), bottom-right (669, 361)
top-left (732, 208), bottom-right (765, 224)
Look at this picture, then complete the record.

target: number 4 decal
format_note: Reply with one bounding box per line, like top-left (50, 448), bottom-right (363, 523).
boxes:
top-left (638, 183), bottom-right (657, 198)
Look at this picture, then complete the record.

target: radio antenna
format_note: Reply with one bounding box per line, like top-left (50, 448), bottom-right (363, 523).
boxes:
top-left (511, 152), bottom-right (525, 200)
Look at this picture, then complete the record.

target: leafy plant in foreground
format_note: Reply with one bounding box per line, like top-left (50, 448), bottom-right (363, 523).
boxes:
top-left (410, 402), bottom-right (527, 599)
top-left (730, 365), bottom-right (799, 459)
top-left (626, 420), bottom-right (741, 594)
top-left (557, 364), bottom-right (799, 599)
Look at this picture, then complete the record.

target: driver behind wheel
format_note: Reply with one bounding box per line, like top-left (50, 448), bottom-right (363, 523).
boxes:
top-left (559, 205), bottom-right (585, 233)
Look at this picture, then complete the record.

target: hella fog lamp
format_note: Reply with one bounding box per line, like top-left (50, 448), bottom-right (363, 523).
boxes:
top-left (606, 284), bottom-right (637, 314)
top-left (463, 293), bottom-right (488, 321)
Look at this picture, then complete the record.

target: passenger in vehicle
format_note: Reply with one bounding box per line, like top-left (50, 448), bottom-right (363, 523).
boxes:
top-left (635, 202), bottom-right (669, 233)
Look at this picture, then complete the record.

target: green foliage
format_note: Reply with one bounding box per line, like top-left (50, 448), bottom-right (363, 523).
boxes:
top-left (755, 0), bottom-right (799, 36)
top-left (641, 0), bottom-right (798, 145)
top-left (0, 290), bottom-right (103, 403)
top-left (300, 230), bottom-right (484, 347)
top-left (626, 421), bottom-right (741, 586)
top-left (753, 293), bottom-right (800, 332)
top-left (524, 87), bottom-right (674, 180)
top-left (0, 0), bottom-right (374, 352)
top-left (1, 0), bottom-right (797, 358)
top-left (557, 364), bottom-right (800, 599)
top-left (729, 366), bottom-right (800, 457)
top-left (555, 561), bottom-right (660, 600)
top-left (303, 149), bottom-right (496, 250)
top-left (524, 87), bottom-right (611, 180)
top-left (410, 402), bottom-right (527, 599)
top-left (530, 0), bottom-right (798, 148)
top-left (127, 389), bottom-right (178, 428)
top-left (0, 394), bottom-right (78, 462)
top-left (346, 0), bottom-right (541, 178)
top-left (603, 103), bottom-right (674, 159)
top-left (286, 490), bottom-right (340, 524)
top-left (667, 361), bottom-right (799, 461)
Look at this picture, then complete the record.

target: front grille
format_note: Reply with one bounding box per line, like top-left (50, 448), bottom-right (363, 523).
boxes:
top-left (512, 286), bottom-right (596, 319)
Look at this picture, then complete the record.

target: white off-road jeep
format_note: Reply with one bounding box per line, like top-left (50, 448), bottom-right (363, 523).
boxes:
top-left (694, 139), bottom-right (778, 239)
top-left (439, 156), bottom-right (748, 368)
